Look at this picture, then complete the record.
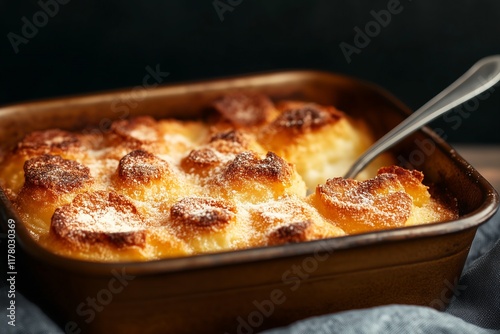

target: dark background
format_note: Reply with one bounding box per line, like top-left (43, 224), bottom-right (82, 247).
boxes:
top-left (1, 0), bottom-right (500, 143)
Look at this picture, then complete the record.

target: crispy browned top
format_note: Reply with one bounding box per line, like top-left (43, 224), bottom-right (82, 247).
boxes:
top-left (209, 130), bottom-right (247, 145)
top-left (208, 130), bottom-right (249, 154)
top-left (16, 129), bottom-right (81, 155)
top-left (379, 165), bottom-right (424, 182)
top-left (316, 171), bottom-right (413, 232)
top-left (222, 151), bottom-right (292, 184)
top-left (267, 221), bottom-right (311, 245)
top-left (213, 93), bottom-right (274, 127)
top-left (170, 197), bottom-right (236, 229)
top-left (23, 154), bottom-right (91, 193)
top-left (51, 191), bottom-right (146, 248)
top-left (377, 165), bottom-right (430, 205)
top-left (118, 150), bottom-right (169, 184)
top-left (181, 130), bottom-right (253, 173)
top-left (111, 116), bottom-right (158, 142)
top-left (182, 148), bottom-right (221, 170)
top-left (269, 103), bottom-right (343, 135)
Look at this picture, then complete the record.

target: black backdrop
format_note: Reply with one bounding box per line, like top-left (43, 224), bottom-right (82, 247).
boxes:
top-left (1, 0), bottom-right (500, 143)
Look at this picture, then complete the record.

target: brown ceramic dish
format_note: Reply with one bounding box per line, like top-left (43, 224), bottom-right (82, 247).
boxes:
top-left (0, 71), bottom-right (498, 334)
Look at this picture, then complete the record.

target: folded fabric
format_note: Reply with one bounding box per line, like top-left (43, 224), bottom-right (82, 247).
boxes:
top-left (261, 305), bottom-right (499, 334)
top-left (446, 209), bottom-right (500, 330)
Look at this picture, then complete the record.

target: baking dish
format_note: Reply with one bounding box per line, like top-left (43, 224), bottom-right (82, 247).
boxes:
top-left (0, 70), bottom-right (498, 334)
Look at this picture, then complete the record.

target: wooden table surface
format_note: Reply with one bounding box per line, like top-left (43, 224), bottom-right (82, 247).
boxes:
top-left (453, 145), bottom-right (500, 192)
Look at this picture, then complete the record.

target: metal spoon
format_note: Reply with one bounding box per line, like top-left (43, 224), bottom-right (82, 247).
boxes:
top-left (344, 55), bottom-right (500, 179)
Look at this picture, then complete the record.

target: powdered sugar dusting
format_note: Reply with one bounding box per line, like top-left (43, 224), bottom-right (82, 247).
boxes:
top-left (73, 205), bottom-right (141, 233)
top-left (50, 191), bottom-right (146, 246)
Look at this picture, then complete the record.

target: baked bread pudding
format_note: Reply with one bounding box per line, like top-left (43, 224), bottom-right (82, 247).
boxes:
top-left (0, 93), bottom-right (458, 261)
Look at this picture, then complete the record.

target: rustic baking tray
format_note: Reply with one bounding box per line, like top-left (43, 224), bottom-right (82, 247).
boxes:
top-left (0, 70), bottom-right (498, 334)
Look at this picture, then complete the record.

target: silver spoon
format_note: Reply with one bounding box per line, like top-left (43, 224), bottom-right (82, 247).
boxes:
top-left (344, 55), bottom-right (500, 179)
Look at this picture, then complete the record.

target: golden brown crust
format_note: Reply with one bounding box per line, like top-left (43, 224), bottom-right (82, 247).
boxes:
top-left (256, 100), bottom-right (372, 188)
top-left (51, 191), bottom-right (146, 248)
top-left (181, 148), bottom-right (221, 172)
top-left (23, 154), bottom-right (91, 194)
top-left (313, 172), bottom-right (413, 234)
top-left (117, 150), bottom-right (169, 185)
top-left (170, 197), bottom-right (236, 230)
top-left (104, 116), bottom-right (161, 158)
top-left (210, 150), bottom-right (308, 203)
top-left (212, 92), bottom-right (275, 127)
top-left (15, 129), bottom-right (82, 156)
top-left (378, 165), bottom-right (424, 182)
top-left (249, 196), bottom-right (345, 247)
top-left (269, 103), bottom-right (343, 136)
top-left (267, 221), bottom-right (312, 245)
top-left (111, 116), bottom-right (159, 142)
top-left (377, 165), bottom-right (430, 206)
top-left (208, 130), bottom-right (250, 154)
top-left (222, 151), bottom-right (292, 185)
top-left (209, 130), bottom-right (247, 146)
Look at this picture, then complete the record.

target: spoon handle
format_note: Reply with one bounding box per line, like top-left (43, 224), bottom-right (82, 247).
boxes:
top-left (344, 55), bottom-right (500, 179)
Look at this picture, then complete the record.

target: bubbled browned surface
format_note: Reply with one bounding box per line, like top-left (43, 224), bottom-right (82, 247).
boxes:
top-left (314, 173), bottom-right (414, 234)
top-left (208, 130), bottom-right (250, 154)
top-left (269, 103), bottom-right (343, 135)
top-left (23, 154), bottom-right (91, 194)
top-left (209, 130), bottom-right (248, 146)
top-left (111, 116), bottom-right (159, 142)
top-left (170, 197), bottom-right (236, 229)
top-left (378, 165), bottom-right (430, 206)
top-left (221, 151), bottom-right (293, 184)
top-left (15, 129), bottom-right (82, 156)
top-left (267, 221), bottom-right (312, 245)
top-left (117, 150), bottom-right (169, 184)
top-left (182, 148), bottom-right (221, 171)
top-left (51, 191), bottom-right (146, 248)
top-left (212, 92), bottom-right (275, 127)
